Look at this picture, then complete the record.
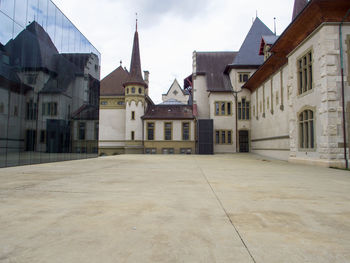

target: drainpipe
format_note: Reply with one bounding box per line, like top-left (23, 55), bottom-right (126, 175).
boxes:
top-left (339, 9), bottom-right (350, 169)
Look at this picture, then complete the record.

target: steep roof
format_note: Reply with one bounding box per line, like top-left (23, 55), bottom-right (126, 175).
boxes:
top-left (101, 66), bottom-right (129, 96)
top-left (5, 21), bottom-right (58, 72)
top-left (292, 0), bottom-right (308, 20)
top-left (259, 35), bottom-right (279, 55)
top-left (162, 79), bottom-right (189, 96)
top-left (124, 30), bottom-right (147, 87)
top-left (243, 0), bottom-right (350, 92)
top-left (142, 105), bottom-right (194, 120)
top-left (195, 51), bottom-right (237, 92)
top-left (229, 17), bottom-right (274, 68)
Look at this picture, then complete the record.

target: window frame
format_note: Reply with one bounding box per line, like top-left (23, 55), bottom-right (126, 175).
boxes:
top-left (238, 98), bottom-right (250, 120)
top-left (131, 111), bottom-right (135, 120)
top-left (298, 108), bottom-right (315, 150)
top-left (297, 49), bottom-right (313, 95)
top-left (147, 122), bottom-right (155, 141)
top-left (214, 129), bottom-right (233, 145)
top-left (78, 122), bottom-right (86, 140)
top-left (238, 72), bottom-right (250, 83)
top-left (214, 101), bottom-right (232, 116)
top-left (164, 122), bottom-right (172, 141)
top-left (182, 121), bottom-right (190, 141)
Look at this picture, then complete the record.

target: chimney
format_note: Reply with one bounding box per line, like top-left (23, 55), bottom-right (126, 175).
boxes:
top-left (143, 70), bottom-right (149, 85)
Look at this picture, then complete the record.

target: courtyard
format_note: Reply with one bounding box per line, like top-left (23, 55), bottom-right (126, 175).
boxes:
top-left (0, 154), bottom-right (349, 262)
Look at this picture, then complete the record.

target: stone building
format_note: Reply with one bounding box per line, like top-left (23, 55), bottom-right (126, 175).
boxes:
top-left (99, 0), bottom-right (350, 167)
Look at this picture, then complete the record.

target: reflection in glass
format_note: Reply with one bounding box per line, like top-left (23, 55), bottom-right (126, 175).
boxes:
top-left (0, 0), bottom-right (100, 167)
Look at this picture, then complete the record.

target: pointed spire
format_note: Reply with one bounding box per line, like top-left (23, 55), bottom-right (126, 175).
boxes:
top-left (124, 21), bottom-right (147, 87)
top-left (135, 12), bottom-right (138, 32)
top-left (292, 0), bottom-right (308, 20)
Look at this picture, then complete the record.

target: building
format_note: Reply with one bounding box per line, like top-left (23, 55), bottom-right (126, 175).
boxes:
top-left (99, 0), bottom-right (350, 168)
top-left (99, 24), bottom-right (195, 155)
top-left (0, 0), bottom-right (100, 167)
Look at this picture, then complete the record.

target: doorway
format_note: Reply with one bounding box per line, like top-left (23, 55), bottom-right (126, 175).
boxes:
top-left (239, 130), bottom-right (249, 152)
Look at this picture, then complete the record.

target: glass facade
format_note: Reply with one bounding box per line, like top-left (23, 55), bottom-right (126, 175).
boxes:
top-left (0, 0), bottom-right (100, 167)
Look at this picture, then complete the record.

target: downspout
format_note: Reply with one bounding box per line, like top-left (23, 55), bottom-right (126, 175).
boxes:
top-left (339, 9), bottom-right (350, 169)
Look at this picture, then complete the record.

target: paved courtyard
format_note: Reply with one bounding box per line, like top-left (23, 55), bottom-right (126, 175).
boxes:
top-left (0, 154), bottom-right (349, 263)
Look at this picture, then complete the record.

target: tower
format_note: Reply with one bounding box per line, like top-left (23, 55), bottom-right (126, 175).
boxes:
top-left (123, 22), bottom-right (148, 153)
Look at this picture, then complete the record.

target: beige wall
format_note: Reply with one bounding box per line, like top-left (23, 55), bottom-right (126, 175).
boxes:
top-left (144, 119), bottom-right (195, 141)
top-left (162, 79), bottom-right (189, 104)
top-left (99, 108), bottom-right (125, 147)
top-left (193, 75), bottom-right (210, 119)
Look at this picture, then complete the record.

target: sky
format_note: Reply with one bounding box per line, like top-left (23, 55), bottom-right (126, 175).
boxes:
top-left (53, 0), bottom-right (295, 103)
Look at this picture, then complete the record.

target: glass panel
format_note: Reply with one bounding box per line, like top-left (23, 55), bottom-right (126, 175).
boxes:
top-left (215, 102), bottom-right (219, 115)
top-left (215, 131), bottom-right (219, 144)
top-left (221, 131), bottom-right (226, 144)
top-left (1, 0), bottom-right (100, 167)
top-left (0, 0), bottom-right (15, 19)
top-left (227, 102), bottom-right (231, 115)
top-left (221, 102), bottom-right (225, 115)
top-left (238, 102), bottom-right (241, 120)
top-left (227, 131), bottom-right (231, 144)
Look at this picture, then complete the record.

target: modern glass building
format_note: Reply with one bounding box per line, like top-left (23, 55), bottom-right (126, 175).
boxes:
top-left (0, 0), bottom-right (100, 167)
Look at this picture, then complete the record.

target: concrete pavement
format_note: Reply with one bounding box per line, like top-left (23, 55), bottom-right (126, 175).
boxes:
top-left (0, 154), bottom-right (349, 262)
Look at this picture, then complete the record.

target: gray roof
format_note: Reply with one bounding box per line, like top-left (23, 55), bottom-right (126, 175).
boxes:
top-left (196, 51), bottom-right (237, 92)
top-left (159, 98), bottom-right (186, 105)
top-left (262, 35), bottom-right (279, 45)
top-left (230, 17), bottom-right (274, 67)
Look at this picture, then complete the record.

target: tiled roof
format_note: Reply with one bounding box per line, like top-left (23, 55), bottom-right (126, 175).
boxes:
top-left (229, 17), bottom-right (274, 67)
top-left (142, 105), bottom-right (194, 120)
top-left (100, 66), bottom-right (129, 96)
top-left (195, 51), bottom-right (237, 92)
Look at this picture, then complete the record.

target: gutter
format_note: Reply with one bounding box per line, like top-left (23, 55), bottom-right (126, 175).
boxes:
top-left (339, 9), bottom-right (350, 169)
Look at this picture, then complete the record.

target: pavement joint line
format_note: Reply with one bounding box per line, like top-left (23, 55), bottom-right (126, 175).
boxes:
top-left (194, 157), bottom-right (257, 263)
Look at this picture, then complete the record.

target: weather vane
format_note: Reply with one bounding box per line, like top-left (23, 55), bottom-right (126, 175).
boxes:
top-left (136, 12), bottom-right (138, 31)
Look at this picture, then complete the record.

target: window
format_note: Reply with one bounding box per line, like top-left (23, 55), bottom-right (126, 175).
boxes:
top-left (26, 74), bottom-right (37, 85)
top-left (26, 100), bottom-right (37, 120)
top-left (298, 51), bottom-right (313, 94)
top-left (78, 122), bottom-right (86, 140)
top-left (180, 148), bottom-right (192, 154)
top-left (164, 122), bottom-right (172, 140)
top-left (299, 110), bottom-right (314, 149)
top-left (131, 87), bottom-right (135, 93)
top-left (131, 131), bottom-right (135, 140)
top-left (215, 130), bottom-right (232, 144)
top-left (42, 102), bottom-right (57, 116)
top-left (182, 122), bottom-right (190, 141)
top-left (126, 88), bottom-right (129, 94)
top-left (138, 88), bottom-right (142, 94)
top-left (162, 148), bottom-right (174, 154)
top-left (40, 130), bottom-right (46, 143)
top-left (239, 73), bottom-right (249, 83)
top-left (131, 111), bottom-right (135, 120)
top-left (214, 101), bottom-right (232, 116)
top-left (238, 98), bottom-right (250, 120)
top-left (145, 148), bottom-right (157, 154)
top-left (147, 122), bottom-right (154, 140)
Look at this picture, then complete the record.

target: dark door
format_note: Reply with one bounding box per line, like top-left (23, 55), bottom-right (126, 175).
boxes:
top-left (197, 119), bottom-right (213, 154)
top-left (26, 130), bottom-right (36, 151)
top-left (239, 130), bottom-right (249, 152)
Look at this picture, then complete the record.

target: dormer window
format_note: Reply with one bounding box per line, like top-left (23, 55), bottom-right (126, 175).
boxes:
top-left (239, 73), bottom-right (249, 83)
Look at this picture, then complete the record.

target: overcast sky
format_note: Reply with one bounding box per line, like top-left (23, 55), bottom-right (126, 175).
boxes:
top-left (53, 0), bottom-right (295, 103)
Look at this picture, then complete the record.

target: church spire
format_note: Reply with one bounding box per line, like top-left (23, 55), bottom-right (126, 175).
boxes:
top-left (124, 19), bottom-right (147, 87)
top-left (292, 0), bottom-right (308, 20)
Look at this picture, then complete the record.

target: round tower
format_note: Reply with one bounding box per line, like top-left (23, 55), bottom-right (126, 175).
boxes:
top-left (123, 25), bottom-right (148, 154)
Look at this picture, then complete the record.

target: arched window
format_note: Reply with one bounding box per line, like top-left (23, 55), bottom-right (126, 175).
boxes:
top-left (299, 109), bottom-right (314, 149)
top-left (138, 88), bottom-right (142, 94)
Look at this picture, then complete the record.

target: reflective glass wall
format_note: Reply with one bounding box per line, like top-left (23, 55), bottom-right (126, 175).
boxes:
top-left (0, 0), bottom-right (100, 167)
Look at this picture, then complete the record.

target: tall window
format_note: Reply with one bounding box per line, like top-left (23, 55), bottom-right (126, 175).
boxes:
top-left (215, 130), bottom-right (232, 144)
top-left (182, 122), bottom-right (190, 141)
top-left (131, 131), bottom-right (135, 140)
top-left (299, 110), bottom-right (314, 149)
top-left (147, 122), bottom-right (154, 140)
top-left (131, 111), bottom-right (135, 120)
top-left (298, 51), bottom-right (313, 94)
top-left (239, 73), bottom-right (249, 83)
top-left (215, 101), bottom-right (231, 116)
top-left (238, 98), bottom-right (250, 120)
top-left (78, 122), bottom-right (86, 140)
top-left (164, 122), bottom-right (172, 140)
top-left (26, 100), bottom-right (37, 120)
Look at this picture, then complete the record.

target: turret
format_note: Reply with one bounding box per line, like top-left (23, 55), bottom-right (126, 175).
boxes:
top-left (123, 21), bottom-right (147, 152)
